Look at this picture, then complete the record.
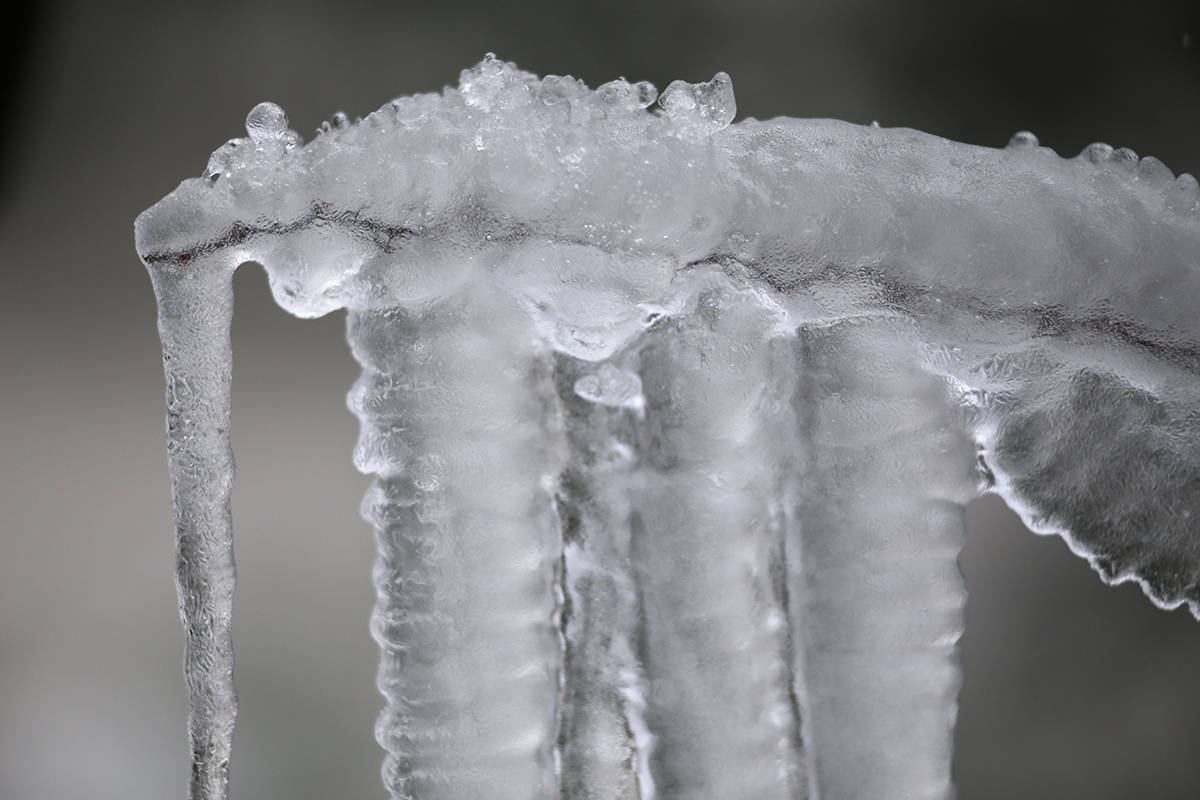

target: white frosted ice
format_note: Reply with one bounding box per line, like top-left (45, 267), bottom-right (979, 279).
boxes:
top-left (137, 56), bottom-right (1200, 800)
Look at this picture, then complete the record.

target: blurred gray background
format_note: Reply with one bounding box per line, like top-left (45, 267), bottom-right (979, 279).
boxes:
top-left (2, 1), bottom-right (1200, 798)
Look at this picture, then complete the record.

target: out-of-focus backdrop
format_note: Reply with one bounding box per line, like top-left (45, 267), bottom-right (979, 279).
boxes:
top-left (2, 1), bottom-right (1199, 798)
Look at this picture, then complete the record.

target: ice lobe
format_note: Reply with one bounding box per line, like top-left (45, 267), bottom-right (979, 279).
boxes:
top-left (137, 55), bottom-right (1200, 800)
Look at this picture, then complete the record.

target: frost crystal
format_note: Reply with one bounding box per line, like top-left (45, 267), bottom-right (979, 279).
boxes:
top-left (137, 56), bottom-right (1200, 800)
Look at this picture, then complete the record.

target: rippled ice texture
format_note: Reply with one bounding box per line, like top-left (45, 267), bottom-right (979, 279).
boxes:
top-left (136, 56), bottom-right (1200, 800)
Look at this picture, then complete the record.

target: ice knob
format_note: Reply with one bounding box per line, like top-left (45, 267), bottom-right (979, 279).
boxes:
top-left (659, 72), bottom-right (736, 139)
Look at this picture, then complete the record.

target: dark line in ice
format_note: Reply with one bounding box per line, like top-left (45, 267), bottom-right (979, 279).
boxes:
top-left (147, 208), bottom-right (1200, 376)
top-left (139, 201), bottom-right (414, 266)
top-left (736, 258), bottom-right (1200, 375)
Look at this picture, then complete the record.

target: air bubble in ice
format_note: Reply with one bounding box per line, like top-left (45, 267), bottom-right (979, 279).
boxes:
top-left (574, 363), bottom-right (644, 410)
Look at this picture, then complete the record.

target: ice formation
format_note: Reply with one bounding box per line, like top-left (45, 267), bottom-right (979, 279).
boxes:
top-left (136, 56), bottom-right (1200, 800)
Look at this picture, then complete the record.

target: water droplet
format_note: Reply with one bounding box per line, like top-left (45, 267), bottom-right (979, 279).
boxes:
top-left (634, 81), bottom-right (658, 108)
top-left (1137, 155), bottom-right (1174, 185)
top-left (245, 102), bottom-right (289, 141)
top-left (1082, 142), bottom-right (1113, 164)
top-left (1112, 147), bottom-right (1138, 169)
top-left (1167, 173), bottom-right (1200, 213)
top-left (1007, 131), bottom-right (1039, 149)
top-left (332, 112), bottom-right (350, 129)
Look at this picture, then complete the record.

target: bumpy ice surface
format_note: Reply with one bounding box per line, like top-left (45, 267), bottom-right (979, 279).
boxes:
top-left (137, 56), bottom-right (1200, 800)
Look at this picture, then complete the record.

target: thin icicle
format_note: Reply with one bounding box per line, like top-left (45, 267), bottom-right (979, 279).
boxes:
top-left (143, 253), bottom-right (240, 800)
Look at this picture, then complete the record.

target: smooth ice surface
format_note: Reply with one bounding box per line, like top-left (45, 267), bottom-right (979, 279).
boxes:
top-left (137, 57), bottom-right (1200, 800)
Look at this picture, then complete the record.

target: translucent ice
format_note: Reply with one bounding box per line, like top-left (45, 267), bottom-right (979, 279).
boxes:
top-left (137, 56), bottom-right (1200, 800)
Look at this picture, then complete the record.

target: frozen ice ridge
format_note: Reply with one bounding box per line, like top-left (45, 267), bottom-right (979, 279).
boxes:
top-left (137, 55), bottom-right (1200, 800)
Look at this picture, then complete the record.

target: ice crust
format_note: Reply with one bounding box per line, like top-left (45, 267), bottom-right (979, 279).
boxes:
top-left (137, 56), bottom-right (1200, 800)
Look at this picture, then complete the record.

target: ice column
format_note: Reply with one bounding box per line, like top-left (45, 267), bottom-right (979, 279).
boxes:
top-left (624, 278), bottom-right (804, 799)
top-left (790, 318), bottom-right (977, 798)
top-left (351, 285), bottom-right (564, 799)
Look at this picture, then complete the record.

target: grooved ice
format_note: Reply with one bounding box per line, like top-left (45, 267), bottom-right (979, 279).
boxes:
top-left (137, 56), bottom-right (1200, 800)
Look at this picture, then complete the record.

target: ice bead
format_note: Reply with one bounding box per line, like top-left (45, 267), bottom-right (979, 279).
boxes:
top-left (245, 101), bottom-right (289, 141)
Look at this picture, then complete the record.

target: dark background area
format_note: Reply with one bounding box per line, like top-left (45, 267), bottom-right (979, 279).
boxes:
top-left (2, 1), bottom-right (1199, 798)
